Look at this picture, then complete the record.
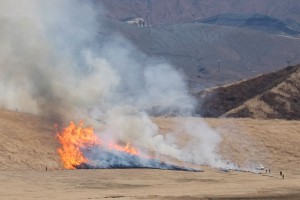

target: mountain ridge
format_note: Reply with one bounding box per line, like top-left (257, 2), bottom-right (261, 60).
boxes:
top-left (198, 13), bottom-right (300, 36)
top-left (100, 18), bottom-right (300, 90)
top-left (97, 0), bottom-right (300, 25)
top-left (196, 64), bottom-right (300, 119)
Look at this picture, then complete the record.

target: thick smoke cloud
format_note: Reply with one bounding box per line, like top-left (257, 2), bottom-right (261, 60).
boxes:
top-left (0, 0), bottom-right (232, 169)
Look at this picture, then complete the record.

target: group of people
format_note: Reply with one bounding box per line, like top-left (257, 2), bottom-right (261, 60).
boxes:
top-left (265, 168), bottom-right (285, 179)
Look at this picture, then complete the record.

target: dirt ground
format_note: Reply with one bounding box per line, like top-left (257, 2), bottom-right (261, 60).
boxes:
top-left (0, 110), bottom-right (299, 199)
top-left (0, 168), bottom-right (299, 200)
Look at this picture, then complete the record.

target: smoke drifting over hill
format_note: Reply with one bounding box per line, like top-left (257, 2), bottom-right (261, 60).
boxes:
top-left (0, 0), bottom-right (230, 168)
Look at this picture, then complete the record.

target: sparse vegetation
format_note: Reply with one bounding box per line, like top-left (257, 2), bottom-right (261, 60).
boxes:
top-left (196, 65), bottom-right (300, 119)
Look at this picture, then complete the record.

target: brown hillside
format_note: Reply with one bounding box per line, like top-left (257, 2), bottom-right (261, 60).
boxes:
top-left (0, 110), bottom-right (62, 170)
top-left (1, 110), bottom-right (299, 199)
top-left (1, 109), bottom-right (299, 175)
top-left (154, 117), bottom-right (300, 176)
top-left (196, 64), bottom-right (300, 119)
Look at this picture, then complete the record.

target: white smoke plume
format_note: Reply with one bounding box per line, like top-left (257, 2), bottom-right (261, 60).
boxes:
top-left (0, 0), bottom-right (232, 169)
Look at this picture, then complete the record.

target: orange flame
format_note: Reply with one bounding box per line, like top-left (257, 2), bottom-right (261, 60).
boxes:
top-left (56, 121), bottom-right (141, 169)
top-left (108, 142), bottom-right (139, 156)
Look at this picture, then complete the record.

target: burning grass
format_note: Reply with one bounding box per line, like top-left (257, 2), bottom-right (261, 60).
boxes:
top-left (56, 121), bottom-right (200, 172)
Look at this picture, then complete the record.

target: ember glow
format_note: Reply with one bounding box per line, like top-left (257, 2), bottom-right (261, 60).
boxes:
top-left (56, 121), bottom-right (141, 170)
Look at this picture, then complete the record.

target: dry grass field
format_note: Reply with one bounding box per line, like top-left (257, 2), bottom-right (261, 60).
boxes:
top-left (0, 109), bottom-right (299, 199)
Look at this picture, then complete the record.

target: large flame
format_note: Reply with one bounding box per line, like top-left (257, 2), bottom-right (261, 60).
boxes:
top-left (56, 121), bottom-right (140, 169)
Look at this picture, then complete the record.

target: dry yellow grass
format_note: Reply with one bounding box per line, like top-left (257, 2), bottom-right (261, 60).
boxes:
top-left (0, 109), bottom-right (62, 170)
top-left (153, 117), bottom-right (300, 175)
top-left (224, 66), bottom-right (300, 119)
top-left (208, 118), bottom-right (300, 176)
top-left (0, 110), bottom-right (299, 199)
top-left (0, 168), bottom-right (299, 200)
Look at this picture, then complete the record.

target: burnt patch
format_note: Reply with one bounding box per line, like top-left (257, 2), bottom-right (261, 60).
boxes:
top-left (74, 148), bottom-right (202, 172)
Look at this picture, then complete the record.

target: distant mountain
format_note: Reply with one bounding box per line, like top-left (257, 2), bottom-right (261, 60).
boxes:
top-left (199, 14), bottom-right (300, 36)
top-left (94, 0), bottom-right (300, 92)
top-left (97, 0), bottom-right (300, 25)
top-left (196, 64), bottom-right (300, 120)
top-left (100, 18), bottom-right (300, 90)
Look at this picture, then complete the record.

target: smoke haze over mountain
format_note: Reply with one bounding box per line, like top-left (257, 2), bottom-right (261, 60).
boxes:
top-left (0, 0), bottom-right (231, 169)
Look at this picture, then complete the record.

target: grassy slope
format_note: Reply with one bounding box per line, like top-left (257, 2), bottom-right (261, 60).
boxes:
top-left (1, 109), bottom-right (299, 175)
top-left (197, 65), bottom-right (300, 119)
top-left (0, 109), bottom-right (62, 170)
top-left (0, 112), bottom-right (299, 199)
